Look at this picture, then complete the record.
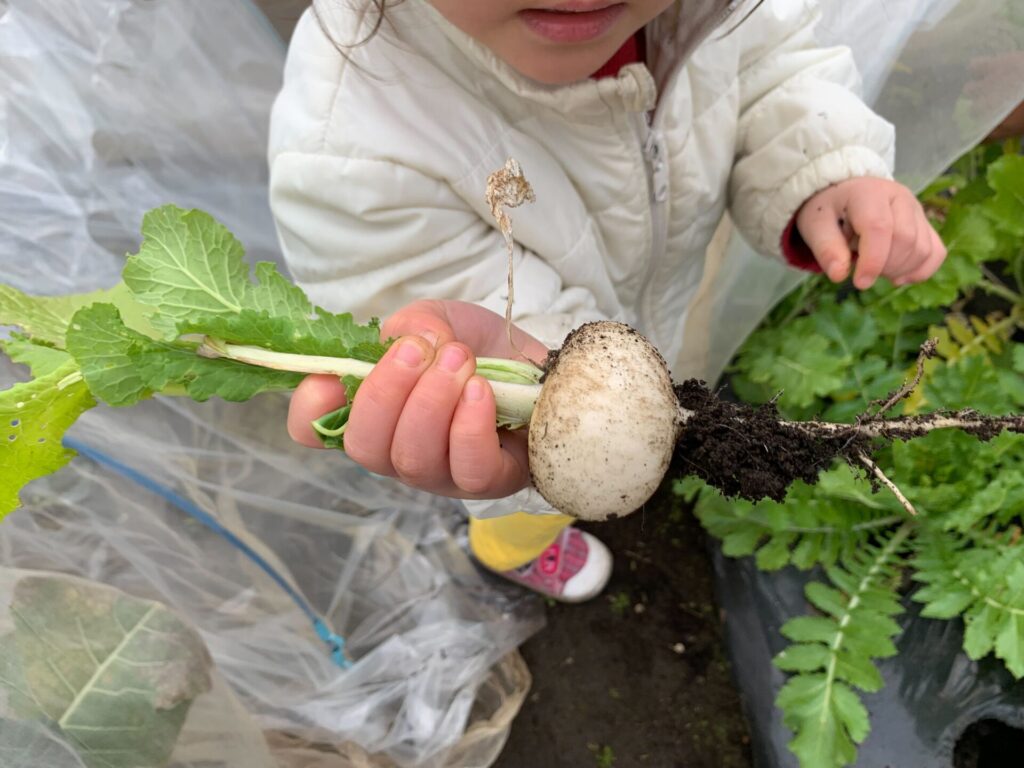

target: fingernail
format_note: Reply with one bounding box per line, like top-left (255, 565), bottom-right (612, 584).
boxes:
top-left (439, 345), bottom-right (467, 373)
top-left (418, 330), bottom-right (439, 348)
top-left (464, 378), bottom-right (485, 402)
top-left (395, 339), bottom-right (425, 367)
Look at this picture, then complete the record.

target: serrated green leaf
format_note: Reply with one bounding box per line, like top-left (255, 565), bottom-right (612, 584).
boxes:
top-left (917, 587), bottom-right (974, 619)
top-left (791, 536), bottom-right (825, 570)
top-left (123, 206), bottom-right (386, 361)
top-left (781, 616), bottom-right (839, 645)
top-left (963, 603), bottom-right (1001, 661)
top-left (830, 682), bottom-right (870, 743)
top-left (774, 643), bottom-right (830, 673)
top-left (778, 675), bottom-right (862, 768)
top-left (755, 530), bottom-right (797, 570)
top-left (66, 304), bottom-right (301, 407)
top-left (123, 206), bottom-right (251, 336)
top-left (813, 302), bottom-right (878, 356)
top-left (721, 526), bottom-right (764, 557)
top-left (0, 361), bottom-right (96, 517)
top-left (842, 617), bottom-right (900, 657)
top-left (833, 648), bottom-right (885, 692)
top-left (2, 574), bottom-right (211, 768)
top-left (1, 336), bottom-right (72, 377)
top-left (995, 614), bottom-right (1024, 678)
top-left (806, 582), bottom-right (848, 619)
top-left (0, 283), bottom-right (157, 348)
top-left (986, 155), bottom-right (1024, 238)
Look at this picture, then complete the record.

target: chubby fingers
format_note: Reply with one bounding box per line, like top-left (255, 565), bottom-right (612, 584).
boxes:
top-left (796, 198), bottom-right (853, 282)
top-left (380, 299), bottom-right (455, 348)
top-left (343, 337), bottom-right (527, 497)
top-left (845, 191), bottom-right (894, 290)
top-left (448, 377), bottom-right (531, 497)
top-left (342, 335), bottom-right (437, 477)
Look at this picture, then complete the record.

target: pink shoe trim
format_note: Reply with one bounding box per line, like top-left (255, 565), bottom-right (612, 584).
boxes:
top-left (500, 527), bottom-right (591, 598)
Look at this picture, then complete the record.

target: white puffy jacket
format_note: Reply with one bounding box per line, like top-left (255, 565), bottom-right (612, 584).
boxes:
top-left (268, 0), bottom-right (895, 515)
top-left (269, 0), bottom-right (893, 364)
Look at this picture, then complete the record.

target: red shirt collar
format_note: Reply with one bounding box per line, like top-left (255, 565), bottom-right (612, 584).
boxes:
top-left (591, 31), bottom-right (645, 79)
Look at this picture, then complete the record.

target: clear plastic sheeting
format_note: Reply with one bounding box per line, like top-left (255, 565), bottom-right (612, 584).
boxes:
top-left (0, 0), bottom-right (540, 765)
top-left (0, 0), bottom-right (288, 293)
top-left (0, 387), bottom-right (540, 767)
top-left (681, 0), bottom-right (1024, 384)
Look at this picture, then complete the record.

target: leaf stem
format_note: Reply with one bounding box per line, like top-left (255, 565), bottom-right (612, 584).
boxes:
top-left (198, 337), bottom-right (542, 429)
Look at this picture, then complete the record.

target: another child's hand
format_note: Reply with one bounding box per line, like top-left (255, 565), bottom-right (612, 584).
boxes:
top-left (287, 299), bottom-right (547, 500)
top-left (796, 177), bottom-right (947, 290)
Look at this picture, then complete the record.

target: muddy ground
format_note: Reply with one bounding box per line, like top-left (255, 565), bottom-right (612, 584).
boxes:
top-left (493, 485), bottom-right (752, 768)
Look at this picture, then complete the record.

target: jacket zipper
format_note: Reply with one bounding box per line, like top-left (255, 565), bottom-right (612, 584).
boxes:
top-left (637, 110), bottom-right (670, 336)
top-left (635, 1), bottom-right (740, 340)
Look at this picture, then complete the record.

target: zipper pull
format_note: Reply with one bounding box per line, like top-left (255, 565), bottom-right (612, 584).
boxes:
top-left (644, 129), bottom-right (669, 204)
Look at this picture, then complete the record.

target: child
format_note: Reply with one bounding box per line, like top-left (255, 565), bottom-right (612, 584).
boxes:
top-left (268, 0), bottom-right (946, 602)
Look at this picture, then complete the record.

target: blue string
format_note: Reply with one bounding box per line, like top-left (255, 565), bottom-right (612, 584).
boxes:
top-left (61, 436), bottom-right (352, 670)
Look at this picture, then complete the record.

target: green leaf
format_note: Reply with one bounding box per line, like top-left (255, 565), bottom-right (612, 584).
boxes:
top-left (812, 302), bottom-right (878, 357)
top-left (915, 585), bottom-right (974, 619)
top-left (833, 649), bottom-right (885, 692)
top-left (123, 206), bottom-right (251, 336)
top-left (0, 361), bottom-right (96, 518)
top-left (66, 304), bottom-right (301, 407)
top-left (0, 283), bottom-right (157, 347)
top-left (1, 573), bottom-right (211, 768)
top-left (737, 328), bottom-right (848, 410)
top-left (1, 336), bottom-right (73, 377)
top-left (774, 528), bottom-right (909, 768)
top-left (963, 603), bottom-right (1001, 661)
top-left (777, 675), bottom-right (864, 768)
top-left (806, 583), bottom-right (848, 619)
top-left (986, 154), bottom-right (1024, 238)
top-left (774, 643), bottom-right (830, 673)
top-left (721, 526), bottom-right (764, 557)
top-left (913, 533), bottom-right (1024, 677)
top-left (123, 206), bottom-right (386, 359)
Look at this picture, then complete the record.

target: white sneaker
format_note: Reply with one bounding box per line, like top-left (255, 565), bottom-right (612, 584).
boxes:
top-left (482, 526), bottom-right (613, 603)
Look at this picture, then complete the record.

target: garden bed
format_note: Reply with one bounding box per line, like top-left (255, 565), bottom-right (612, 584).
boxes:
top-left (494, 484), bottom-right (752, 768)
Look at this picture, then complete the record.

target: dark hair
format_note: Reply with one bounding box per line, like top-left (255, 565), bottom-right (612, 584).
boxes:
top-left (718, 0), bottom-right (768, 38)
top-left (312, 0), bottom-right (401, 53)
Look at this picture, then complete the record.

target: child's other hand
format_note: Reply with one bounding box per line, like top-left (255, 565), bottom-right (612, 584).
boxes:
top-left (287, 299), bottom-right (547, 500)
top-left (796, 177), bottom-right (947, 290)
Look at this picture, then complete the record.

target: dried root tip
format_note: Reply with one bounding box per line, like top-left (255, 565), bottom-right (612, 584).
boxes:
top-left (865, 337), bottom-right (938, 418)
top-left (858, 451), bottom-right (917, 516)
top-left (485, 158), bottom-right (536, 354)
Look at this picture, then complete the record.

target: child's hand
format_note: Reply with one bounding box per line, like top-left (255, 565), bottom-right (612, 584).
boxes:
top-left (287, 299), bottom-right (547, 500)
top-left (796, 178), bottom-right (947, 290)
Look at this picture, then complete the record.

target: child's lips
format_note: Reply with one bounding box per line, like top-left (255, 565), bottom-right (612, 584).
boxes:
top-left (518, 3), bottom-right (627, 43)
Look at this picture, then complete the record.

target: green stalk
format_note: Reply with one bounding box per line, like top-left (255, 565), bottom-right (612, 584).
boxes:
top-left (198, 337), bottom-right (543, 430)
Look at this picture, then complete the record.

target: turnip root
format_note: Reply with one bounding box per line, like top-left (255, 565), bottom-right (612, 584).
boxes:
top-left (528, 322), bottom-right (681, 521)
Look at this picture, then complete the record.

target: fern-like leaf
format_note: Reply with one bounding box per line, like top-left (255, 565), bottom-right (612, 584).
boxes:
top-left (913, 527), bottom-right (1024, 678)
top-left (774, 523), bottom-right (912, 768)
top-left (687, 465), bottom-right (905, 572)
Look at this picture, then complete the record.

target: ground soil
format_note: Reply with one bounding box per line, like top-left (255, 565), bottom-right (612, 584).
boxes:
top-left (493, 483), bottom-right (752, 768)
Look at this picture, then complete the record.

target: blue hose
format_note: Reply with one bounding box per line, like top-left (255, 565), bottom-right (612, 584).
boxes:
top-left (62, 436), bottom-right (352, 670)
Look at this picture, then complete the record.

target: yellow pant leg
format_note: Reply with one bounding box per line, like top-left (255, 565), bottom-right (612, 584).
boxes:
top-left (468, 512), bottom-right (574, 571)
